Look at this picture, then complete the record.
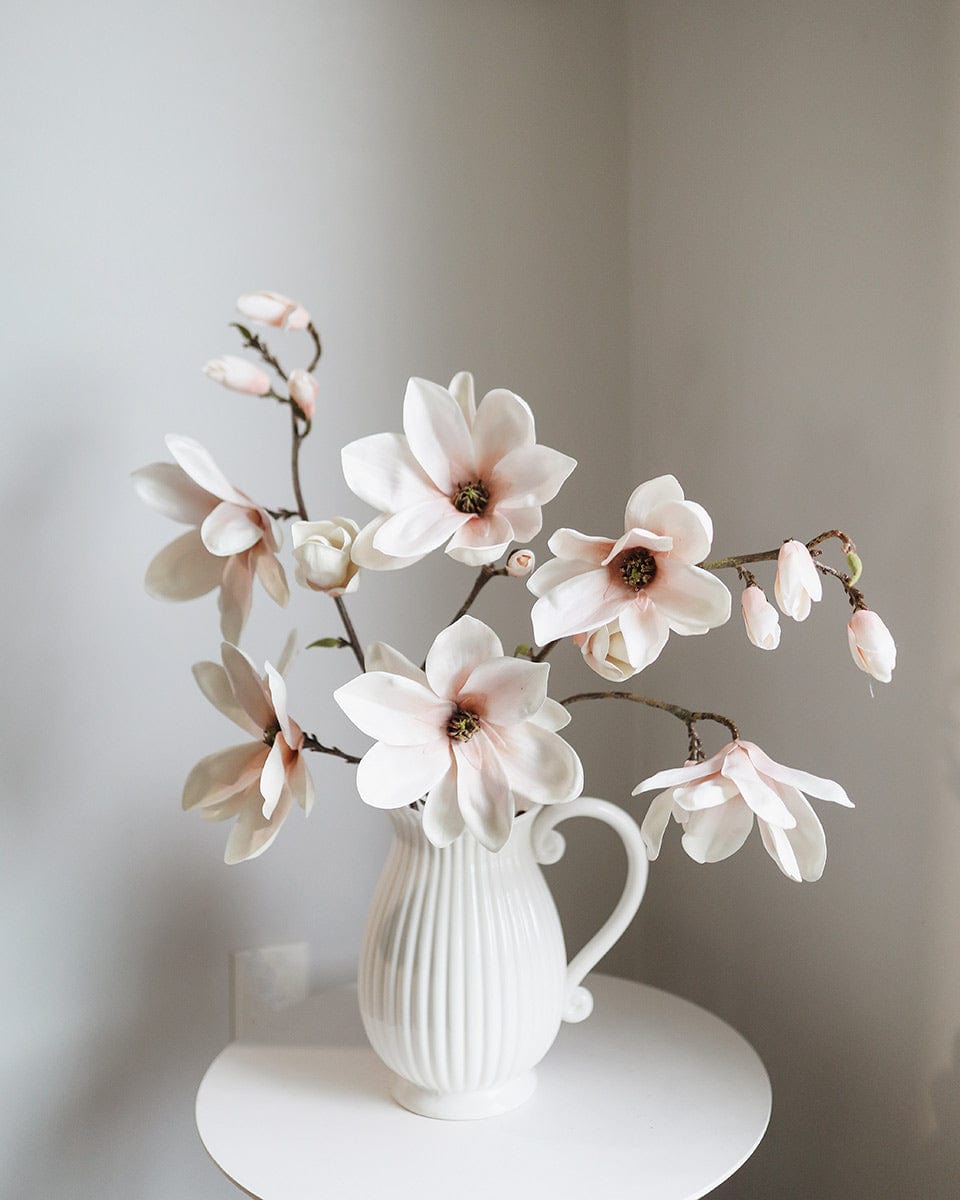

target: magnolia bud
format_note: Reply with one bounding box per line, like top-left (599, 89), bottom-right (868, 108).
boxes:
top-left (847, 609), bottom-right (896, 683)
top-left (506, 549), bottom-right (535, 578)
top-left (236, 291), bottom-right (310, 331)
top-left (288, 370), bottom-right (319, 421)
top-left (774, 539), bottom-right (823, 622)
top-left (202, 355), bottom-right (271, 396)
top-left (291, 519), bottom-right (361, 596)
top-left (741, 585), bottom-right (781, 650)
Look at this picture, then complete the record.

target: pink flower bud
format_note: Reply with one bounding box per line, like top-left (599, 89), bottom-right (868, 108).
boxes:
top-left (741, 585), bottom-right (781, 650)
top-left (288, 369), bottom-right (318, 420)
top-left (847, 609), bottom-right (896, 683)
top-left (236, 291), bottom-right (310, 331)
top-left (506, 549), bottom-right (535, 578)
top-left (774, 539), bottom-right (823, 621)
top-left (202, 355), bottom-right (271, 396)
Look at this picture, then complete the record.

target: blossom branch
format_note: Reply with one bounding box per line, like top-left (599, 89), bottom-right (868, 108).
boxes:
top-left (301, 733), bottom-right (362, 764)
top-left (306, 322), bottom-right (322, 372)
top-left (531, 639), bottom-right (559, 662)
top-left (701, 529), bottom-right (856, 572)
top-left (447, 565), bottom-right (508, 626)
top-left (230, 323), bottom-right (289, 382)
top-left (815, 561), bottom-right (866, 611)
top-left (560, 690), bottom-right (740, 762)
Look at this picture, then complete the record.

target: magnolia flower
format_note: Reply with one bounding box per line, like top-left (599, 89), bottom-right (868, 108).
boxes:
top-left (506, 549), bottom-right (536, 578)
top-left (342, 372), bottom-right (576, 570)
top-left (633, 740), bottom-right (853, 882)
top-left (741, 585), bottom-right (781, 650)
top-left (774, 540), bottom-right (822, 621)
top-left (334, 615), bottom-right (583, 851)
top-left (237, 291), bottom-right (310, 331)
top-left (287, 369), bottom-right (318, 421)
top-left (573, 621), bottom-right (635, 682)
top-left (184, 637), bottom-right (314, 864)
top-left (528, 475), bottom-right (730, 675)
top-left (291, 518), bottom-right (361, 596)
top-left (202, 355), bottom-right (272, 396)
top-left (847, 609), bottom-right (896, 683)
top-left (132, 434), bottom-right (288, 642)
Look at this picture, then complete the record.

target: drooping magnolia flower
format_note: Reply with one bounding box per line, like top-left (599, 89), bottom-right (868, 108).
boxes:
top-left (774, 540), bottom-right (822, 621)
top-left (132, 434), bottom-right (288, 642)
top-left (342, 372), bottom-right (576, 570)
top-left (573, 620), bottom-right (636, 682)
top-left (291, 518), bottom-right (361, 596)
top-left (287, 369), bottom-right (318, 421)
top-left (184, 637), bottom-right (314, 864)
top-left (506, 549), bottom-right (536, 578)
top-left (528, 475), bottom-right (730, 676)
top-left (333, 615), bottom-right (583, 851)
top-left (741, 585), bottom-right (781, 650)
top-left (633, 740), bottom-right (853, 882)
top-left (847, 609), bottom-right (896, 683)
top-left (236, 291), bottom-right (310, 331)
top-left (202, 355), bottom-right (272, 396)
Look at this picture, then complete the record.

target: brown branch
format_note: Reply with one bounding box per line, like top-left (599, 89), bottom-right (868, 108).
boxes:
top-left (702, 528), bottom-right (856, 572)
top-left (230, 323), bottom-right (288, 382)
top-left (531, 639), bottom-right (559, 662)
top-left (306, 322), bottom-right (322, 372)
top-left (302, 733), bottom-right (361, 764)
top-left (561, 690), bottom-right (740, 762)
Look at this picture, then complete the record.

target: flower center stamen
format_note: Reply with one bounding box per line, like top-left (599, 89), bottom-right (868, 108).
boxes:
top-left (452, 480), bottom-right (490, 515)
top-left (263, 721), bottom-right (280, 747)
top-left (620, 547), bottom-right (658, 591)
top-left (447, 708), bottom-right (481, 742)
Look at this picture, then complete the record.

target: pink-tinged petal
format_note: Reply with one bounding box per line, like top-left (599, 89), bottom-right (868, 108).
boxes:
top-left (264, 663), bottom-right (294, 746)
top-left (472, 388), bottom-right (536, 473)
top-left (224, 785), bottom-right (293, 865)
top-left (276, 629), bottom-right (298, 676)
top-left (577, 622), bottom-right (637, 682)
top-left (774, 540), bottom-right (823, 621)
top-left (145, 530), bottom-right (223, 601)
top-left (490, 445), bottom-right (576, 508)
top-left (221, 642), bottom-right (273, 731)
top-left (741, 741), bottom-right (853, 807)
top-left (643, 500), bottom-right (713, 564)
top-left (253, 544), bottom-right (289, 607)
top-left (445, 510), bottom-right (515, 566)
top-left (492, 721), bottom-right (583, 808)
top-left (847, 610), bottom-right (896, 683)
top-left (373, 498), bottom-right (471, 558)
top-left (498, 505), bottom-right (542, 542)
top-left (681, 798), bottom-right (754, 863)
top-left (454, 737), bottom-right (514, 851)
top-left (448, 371), bottom-right (476, 428)
top-left (632, 745), bottom-right (733, 794)
top-left (334, 672), bottom-right (451, 746)
top-left (287, 753), bottom-right (314, 816)
top-left (624, 475), bottom-right (684, 530)
top-left (259, 736), bottom-right (286, 820)
top-left (639, 790), bottom-right (675, 859)
top-left (672, 774), bottom-right (742, 811)
top-left (768, 782), bottom-right (827, 881)
top-left (461, 657), bottom-right (550, 725)
top-left (191, 661), bottom-right (262, 737)
top-left (422, 767), bottom-right (465, 846)
top-left (602, 527), bottom-right (674, 565)
top-left (530, 568), bottom-right (630, 644)
top-left (355, 740), bottom-right (452, 808)
top-left (364, 641), bottom-right (428, 686)
top-left (741, 585), bottom-right (781, 650)
top-left (219, 553), bottom-right (253, 643)
top-left (720, 747), bottom-right (796, 828)
top-left (351, 515), bottom-right (427, 571)
top-left (618, 597), bottom-right (670, 672)
top-left (165, 434), bottom-right (250, 506)
top-left (425, 615), bottom-right (504, 702)
top-left (648, 559), bottom-right (731, 633)
top-left (132, 462), bottom-right (217, 524)
top-left (547, 528), bottom-right (615, 565)
top-left (403, 376), bottom-right (475, 492)
top-left (200, 502), bottom-right (263, 557)
top-left (527, 556), bottom-right (594, 599)
top-left (758, 819), bottom-right (803, 883)
top-left (529, 697), bottom-right (571, 732)
top-left (183, 743), bottom-right (264, 811)
top-left (341, 432), bottom-right (439, 513)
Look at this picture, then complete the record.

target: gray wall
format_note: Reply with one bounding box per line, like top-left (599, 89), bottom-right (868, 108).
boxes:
top-left (1, 2), bottom-right (955, 1197)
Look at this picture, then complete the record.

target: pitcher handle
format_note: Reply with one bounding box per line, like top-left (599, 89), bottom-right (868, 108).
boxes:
top-left (531, 797), bottom-right (649, 1024)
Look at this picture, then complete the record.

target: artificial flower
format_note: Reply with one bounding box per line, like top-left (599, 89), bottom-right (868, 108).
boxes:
top-left (741, 585), bottom-right (781, 650)
top-left (633, 740), bottom-right (852, 882)
top-left (333, 615), bottom-right (583, 851)
top-left (774, 539), bottom-right (822, 621)
top-left (202, 355), bottom-right (271, 396)
top-left (291, 518), bottom-right (361, 596)
top-left (342, 372), bottom-right (576, 570)
top-left (287, 369), bottom-right (318, 421)
top-left (573, 620), bottom-right (638, 682)
top-left (528, 475), bottom-right (730, 675)
top-left (236, 291), bottom-right (310, 331)
top-left (506, 548), bottom-right (536, 578)
top-left (183, 636), bottom-right (313, 864)
top-left (847, 609), bottom-right (896, 683)
top-left (132, 434), bottom-right (288, 642)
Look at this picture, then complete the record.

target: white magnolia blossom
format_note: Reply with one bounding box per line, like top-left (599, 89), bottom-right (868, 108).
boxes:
top-left (847, 609), bottom-right (896, 683)
top-left (291, 518), bottom-right (361, 596)
top-left (741, 585), bottom-right (781, 650)
top-left (634, 740), bottom-right (853, 883)
top-left (132, 434), bottom-right (288, 642)
top-left (334, 615), bottom-right (583, 851)
top-left (774, 540), bottom-right (822, 621)
top-left (202, 355), bottom-right (272, 396)
top-left (342, 372), bottom-right (576, 570)
top-left (573, 621), bottom-right (635, 682)
top-left (236, 291), bottom-right (310, 331)
top-left (184, 636), bottom-right (314, 864)
top-left (528, 475), bottom-right (731, 678)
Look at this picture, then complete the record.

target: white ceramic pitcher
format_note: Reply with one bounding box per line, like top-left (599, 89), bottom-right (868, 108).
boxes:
top-left (358, 797), bottom-right (648, 1119)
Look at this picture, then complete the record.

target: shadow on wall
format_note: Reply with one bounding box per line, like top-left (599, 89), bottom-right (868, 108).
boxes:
top-left (919, 1029), bottom-right (960, 1191)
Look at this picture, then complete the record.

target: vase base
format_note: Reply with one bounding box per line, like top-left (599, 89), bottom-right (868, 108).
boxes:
top-left (389, 1070), bottom-right (537, 1120)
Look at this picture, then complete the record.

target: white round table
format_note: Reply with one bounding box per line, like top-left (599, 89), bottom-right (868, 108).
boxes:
top-left (196, 973), bottom-right (770, 1200)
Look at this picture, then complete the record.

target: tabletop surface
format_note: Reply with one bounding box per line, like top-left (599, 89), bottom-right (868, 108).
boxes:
top-left (196, 972), bottom-right (771, 1200)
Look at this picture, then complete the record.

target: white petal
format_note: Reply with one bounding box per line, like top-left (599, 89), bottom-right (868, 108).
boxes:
top-left (529, 697), bottom-right (572, 732)
top-left (492, 721), bottom-right (583, 808)
top-left (363, 641), bottom-right (428, 686)
top-left (276, 629), bottom-right (298, 676)
top-left (455, 739), bottom-right (514, 851)
top-left (681, 798), bottom-right (754, 863)
top-left (527, 556), bottom-right (593, 599)
top-left (672, 774), bottom-right (742, 811)
top-left (259, 737), bottom-right (286, 820)
top-left (643, 500), bottom-right (713, 564)
top-left (425, 615), bottom-right (503, 702)
top-left (445, 511), bottom-right (514, 565)
top-left (648, 559), bottom-right (731, 633)
top-left (287, 753), bottom-right (315, 816)
top-left (165, 434), bottom-right (250, 506)
top-left (742, 741), bottom-right (853, 807)
top-left (624, 475), bottom-right (684, 530)
top-left (461, 657), bottom-right (550, 725)
top-left (219, 553), bottom-right (253, 643)
top-left (403, 376), bottom-right (475, 493)
top-left (547, 528), bottom-right (615, 565)
top-left (350, 515), bottom-right (426, 571)
top-left (355, 740), bottom-right (452, 808)
top-left (191, 661), bottom-right (262, 737)
top-left (183, 743), bottom-right (264, 811)
top-left (132, 462), bottom-right (216, 524)
top-left (490, 445), bottom-right (576, 508)
top-left (768, 783), bottom-right (827, 881)
top-left (334, 672), bottom-right (450, 746)
top-left (720, 747), bottom-right (796, 829)
top-left (618, 598), bottom-right (671, 672)
top-left (264, 663), bottom-right (294, 746)
top-left (448, 371), bottom-right (476, 427)
top-left (472, 388), bottom-right (536, 473)
top-left (224, 784), bottom-right (293, 864)
top-left (639, 790), bottom-right (675, 859)
top-left (422, 767), bottom-right (465, 846)
top-left (373, 498), bottom-right (470, 558)
top-left (201, 502), bottom-right (263, 556)
top-left (602, 527), bottom-right (674, 564)
top-left (758, 820), bottom-right (803, 883)
top-left (144, 529), bottom-right (222, 601)
top-left (632, 748), bottom-right (730, 795)
top-left (254, 544), bottom-right (289, 607)
top-left (340, 432), bottom-right (438, 513)
top-left (530, 568), bottom-right (629, 644)
top-left (221, 642), bottom-right (273, 730)
top-left (498, 505), bottom-right (542, 542)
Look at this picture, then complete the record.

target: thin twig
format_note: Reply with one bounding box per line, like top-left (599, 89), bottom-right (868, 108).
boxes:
top-left (290, 407), bottom-right (308, 520)
top-left (334, 596), bottom-right (365, 669)
top-left (561, 690), bottom-right (740, 762)
top-left (531, 639), bottom-right (559, 662)
top-left (230, 323), bottom-right (288, 381)
top-left (302, 734), bottom-right (361, 764)
top-left (702, 528), bottom-right (856, 572)
top-left (307, 322), bottom-right (322, 373)
top-left (448, 565), bottom-right (507, 626)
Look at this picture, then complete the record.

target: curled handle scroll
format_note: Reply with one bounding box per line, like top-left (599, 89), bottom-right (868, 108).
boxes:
top-left (531, 797), bottom-right (649, 1023)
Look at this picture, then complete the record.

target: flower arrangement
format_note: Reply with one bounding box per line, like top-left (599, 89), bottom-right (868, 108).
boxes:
top-left (134, 290), bottom-right (896, 881)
